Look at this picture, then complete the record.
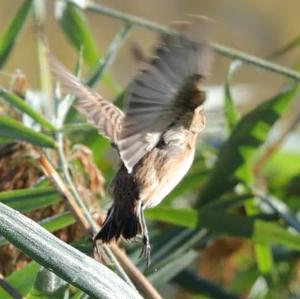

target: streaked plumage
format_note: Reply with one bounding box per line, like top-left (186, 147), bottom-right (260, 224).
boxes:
top-left (49, 26), bottom-right (212, 265)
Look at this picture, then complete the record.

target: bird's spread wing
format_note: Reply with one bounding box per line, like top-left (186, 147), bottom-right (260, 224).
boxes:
top-left (119, 30), bottom-right (212, 172)
top-left (48, 55), bottom-right (124, 146)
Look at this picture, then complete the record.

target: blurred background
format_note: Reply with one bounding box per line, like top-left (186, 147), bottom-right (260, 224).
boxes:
top-left (1, 0), bottom-right (300, 93)
top-left (2, 0), bottom-right (300, 137)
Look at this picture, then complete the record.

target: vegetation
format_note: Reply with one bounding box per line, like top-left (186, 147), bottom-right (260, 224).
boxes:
top-left (0, 1), bottom-right (300, 298)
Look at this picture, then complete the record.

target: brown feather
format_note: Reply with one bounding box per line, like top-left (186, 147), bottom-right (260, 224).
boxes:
top-left (48, 54), bottom-right (124, 146)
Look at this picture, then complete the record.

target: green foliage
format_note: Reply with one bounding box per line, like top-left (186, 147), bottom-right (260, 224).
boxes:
top-left (0, 0), bottom-right (33, 68)
top-left (0, 187), bottom-right (60, 213)
top-left (57, 3), bottom-right (99, 67)
top-left (198, 84), bottom-right (298, 206)
top-left (0, 116), bottom-right (56, 147)
top-left (57, 2), bottom-right (117, 91)
top-left (0, 88), bottom-right (54, 130)
top-left (0, 262), bottom-right (40, 298)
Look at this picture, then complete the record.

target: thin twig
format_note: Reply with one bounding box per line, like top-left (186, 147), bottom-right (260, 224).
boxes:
top-left (56, 131), bottom-right (98, 232)
top-left (59, 0), bottom-right (300, 81)
top-left (38, 152), bottom-right (92, 234)
top-left (0, 274), bottom-right (23, 299)
top-left (87, 23), bottom-right (133, 87)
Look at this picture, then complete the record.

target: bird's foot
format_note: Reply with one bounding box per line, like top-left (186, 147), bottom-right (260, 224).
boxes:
top-left (140, 234), bottom-right (151, 267)
top-left (139, 208), bottom-right (151, 266)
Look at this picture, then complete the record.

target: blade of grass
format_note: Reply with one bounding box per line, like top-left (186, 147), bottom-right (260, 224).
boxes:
top-left (0, 212), bottom-right (75, 247)
top-left (198, 210), bottom-right (300, 251)
top-left (0, 202), bottom-right (142, 299)
top-left (56, 1), bottom-right (116, 91)
top-left (148, 250), bottom-right (198, 288)
top-left (146, 229), bottom-right (209, 275)
top-left (0, 0), bottom-right (33, 68)
top-left (0, 116), bottom-right (56, 148)
top-left (255, 191), bottom-right (300, 234)
top-left (0, 88), bottom-right (54, 130)
top-left (0, 187), bottom-right (60, 213)
top-left (86, 23), bottom-right (132, 87)
top-left (56, 2), bottom-right (99, 66)
top-left (40, 212), bottom-right (75, 232)
top-left (144, 206), bottom-right (300, 253)
top-left (145, 206), bottom-right (197, 228)
top-left (145, 229), bottom-right (195, 265)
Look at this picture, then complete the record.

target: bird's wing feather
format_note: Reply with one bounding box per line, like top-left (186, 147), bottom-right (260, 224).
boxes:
top-left (119, 32), bottom-right (212, 172)
top-left (48, 55), bottom-right (124, 146)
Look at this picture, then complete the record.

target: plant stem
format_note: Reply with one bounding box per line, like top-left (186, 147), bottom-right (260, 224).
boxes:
top-left (60, 0), bottom-right (300, 81)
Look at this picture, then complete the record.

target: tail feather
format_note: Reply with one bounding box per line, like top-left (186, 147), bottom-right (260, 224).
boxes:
top-left (95, 206), bottom-right (141, 242)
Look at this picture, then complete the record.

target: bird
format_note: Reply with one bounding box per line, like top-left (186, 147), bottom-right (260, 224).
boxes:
top-left (49, 24), bottom-right (212, 265)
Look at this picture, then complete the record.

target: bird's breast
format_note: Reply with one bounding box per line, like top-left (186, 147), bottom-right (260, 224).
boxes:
top-left (140, 137), bottom-right (196, 209)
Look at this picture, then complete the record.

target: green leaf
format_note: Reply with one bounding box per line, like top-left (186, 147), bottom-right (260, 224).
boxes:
top-left (0, 116), bottom-right (56, 148)
top-left (198, 84), bottom-right (299, 206)
top-left (145, 206), bottom-right (197, 228)
top-left (148, 249), bottom-right (198, 287)
top-left (146, 194), bottom-right (251, 230)
top-left (0, 203), bottom-right (142, 299)
top-left (0, 0), bottom-right (33, 68)
top-left (39, 212), bottom-right (75, 232)
top-left (27, 267), bottom-right (69, 299)
top-left (137, 228), bottom-right (196, 269)
top-left (57, 3), bottom-right (99, 66)
top-left (0, 88), bottom-right (54, 130)
top-left (255, 244), bottom-right (274, 275)
top-left (146, 206), bottom-right (300, 253)
top-left (224, 61), bottom-right (240, 131)
top-left (0, 136), bottom-right (14, 144)
top-left (0, 213), bottom-right (75, 247)
top-left (199, 210), bottom-right (300, 251)
top-left (0, 262), bottom-right (40, 299)
top-left (0, 187), bottom-right (60, 213)
top-left (56, 2), bottom-right (117, 91)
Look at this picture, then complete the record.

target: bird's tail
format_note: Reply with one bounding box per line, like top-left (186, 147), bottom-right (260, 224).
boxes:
top-left (94, 205), bottom-right (141, 243)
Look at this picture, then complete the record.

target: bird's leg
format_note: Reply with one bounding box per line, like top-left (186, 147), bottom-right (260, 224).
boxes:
top-left (139, 206), bottom-right (151, 266)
